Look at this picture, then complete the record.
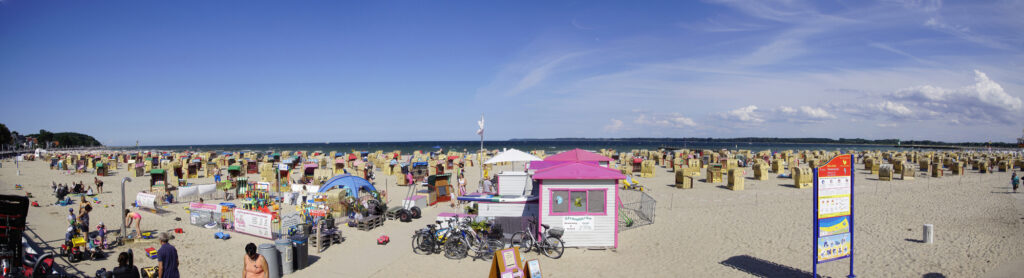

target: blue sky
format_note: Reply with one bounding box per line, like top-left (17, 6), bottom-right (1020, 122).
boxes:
top-left (1, 0), bottom-right (1022, 146)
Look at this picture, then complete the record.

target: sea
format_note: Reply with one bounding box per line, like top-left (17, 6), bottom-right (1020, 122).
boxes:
top-left (128, 140), bottom-right (910, 154)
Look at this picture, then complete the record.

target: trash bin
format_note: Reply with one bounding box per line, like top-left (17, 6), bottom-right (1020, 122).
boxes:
top-left (258, 243), bottom-right (281, 278)
top-left (291, 235), bottom-right (308, 270)
top-left (276, 238), bottom-right (294, 275)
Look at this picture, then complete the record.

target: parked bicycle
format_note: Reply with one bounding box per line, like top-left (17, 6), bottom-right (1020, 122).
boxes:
top-left (510, 219), bottom-right (564, 259)
top-left (411, 219), bottom-right (451, 255)
top-left (443, 217), bottom-right (503, 261)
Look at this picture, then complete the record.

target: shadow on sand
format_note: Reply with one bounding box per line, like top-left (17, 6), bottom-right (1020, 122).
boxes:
top-left (720, 255), bottom-right (816, 277)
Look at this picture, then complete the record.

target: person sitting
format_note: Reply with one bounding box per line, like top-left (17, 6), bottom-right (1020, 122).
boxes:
top-left (86, 186), bottom-right (95, 196)
top-left (111, 251), bottom-right (140, 278)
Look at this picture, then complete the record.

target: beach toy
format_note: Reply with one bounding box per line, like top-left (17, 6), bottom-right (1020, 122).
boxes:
top-left (215, 231), bottom-right (231, 239)
top-left (140, 232), bottom-right (155, 239)
top-left (174, 228), bottom-right (184, 234)
top-left (145, 247), bottom-right (158, 259)
top-left (14, 184), bottom-right (22, 189)
top-left (31, 201), bottom-right (40, 207)
top-left (377, 235), bottom-right (390, 245)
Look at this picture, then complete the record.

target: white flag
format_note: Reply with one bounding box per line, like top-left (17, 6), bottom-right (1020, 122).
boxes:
top-left (476, 114), bottom-right (485, 136)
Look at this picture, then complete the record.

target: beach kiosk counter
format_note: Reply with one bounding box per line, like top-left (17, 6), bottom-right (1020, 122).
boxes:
top-left (534, 162), bottom-right (624, 248)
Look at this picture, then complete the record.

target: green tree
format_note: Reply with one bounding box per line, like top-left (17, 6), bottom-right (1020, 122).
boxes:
top-left (0, 123), bottom-right (11, 146)
top-left (37, 129), bottom-right (54, 144)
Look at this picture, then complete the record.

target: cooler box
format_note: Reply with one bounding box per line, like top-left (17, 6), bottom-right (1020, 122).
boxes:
top-left (403, 195), bottom-right (426, 209)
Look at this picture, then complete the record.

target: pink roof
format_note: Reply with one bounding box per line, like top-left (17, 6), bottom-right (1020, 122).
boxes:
top-left (533, 162), bottom-right (625, 180)
top-left (544, 148), bottom-right (613, 162)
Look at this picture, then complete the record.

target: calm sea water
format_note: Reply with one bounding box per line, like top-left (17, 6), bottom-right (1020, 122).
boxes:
top-left (129, 140), bottom-right (907, 154)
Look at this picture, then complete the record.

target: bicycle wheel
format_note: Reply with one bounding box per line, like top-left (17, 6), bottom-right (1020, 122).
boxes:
top-left (411, 233), bottom-right (427, 255)
top-left (481, 239), bottom-right (504, 260)
top-left (510, 232), bottom-right (534, 253)
top-left (541, 237), bottom-right (564, 259)
top-left (444, 236), bottom-right (469, 260)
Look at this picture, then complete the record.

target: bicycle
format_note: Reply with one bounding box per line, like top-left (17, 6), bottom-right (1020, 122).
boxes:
top-left (510, 219), bottom-right (564, 259)
top-left (443, 217), bottom-right (503, 261)
top-left (411, 220), bottom-right (451, 255)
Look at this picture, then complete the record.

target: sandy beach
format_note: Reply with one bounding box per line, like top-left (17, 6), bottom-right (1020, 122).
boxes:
top-left (1, 152), bottom-right (1022, 278)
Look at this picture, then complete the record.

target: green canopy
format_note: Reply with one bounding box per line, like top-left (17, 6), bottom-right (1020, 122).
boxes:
top-left (151, 169), bottom-right (165, 175)
top-left (228, 165), bottom-right (242, 171)
top-left (95, 162), bottom-right (104, 167)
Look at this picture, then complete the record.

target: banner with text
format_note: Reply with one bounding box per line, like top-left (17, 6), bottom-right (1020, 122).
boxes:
top-left (814, 154), bottom-right (854, 267)
top-left (234, 208), bottom-right (274, 239)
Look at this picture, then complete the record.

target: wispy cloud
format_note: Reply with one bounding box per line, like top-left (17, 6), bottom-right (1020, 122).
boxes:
top-left (603, 118), bottom-right (624, 132)
top-left (868, 42), bottom-right (937, 65)
top-left (720, 105), bottom-right (764, 123)
top-left (478, 51), bottom-right (591, 96)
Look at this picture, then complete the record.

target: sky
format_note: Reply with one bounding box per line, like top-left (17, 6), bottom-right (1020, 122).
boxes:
top-left (1, 0), bottom-right (1023, 146)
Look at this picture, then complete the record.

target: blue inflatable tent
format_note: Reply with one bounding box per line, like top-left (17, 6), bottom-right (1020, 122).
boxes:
top-left (317, 174), bottom-right (377, 197)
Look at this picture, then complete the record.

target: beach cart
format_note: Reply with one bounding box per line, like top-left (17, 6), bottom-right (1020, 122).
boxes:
top-left (247, 160), bottom-right (259, 174)
top-left (96, 162), bottom-right (108, 176)
top-left (188, 160), bottom-right (201, 178)
top-left (228, 165), bottom-right (243, 178)
top-left (426, 174), bottom-right (453, 206)
top-left (150, 169), bottom-right (167, 188)
top-left (411, 162), bottom-right (429, 182)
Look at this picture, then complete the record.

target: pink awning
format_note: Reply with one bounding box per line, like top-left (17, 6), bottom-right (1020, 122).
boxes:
top-left (543, 148), bottom-right (613, 162)
top-left (533, 162), bottom-right (625, 180)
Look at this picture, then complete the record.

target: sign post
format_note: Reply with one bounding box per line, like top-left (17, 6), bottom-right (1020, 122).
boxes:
top-left (813, 154), bottom-right (855, 278)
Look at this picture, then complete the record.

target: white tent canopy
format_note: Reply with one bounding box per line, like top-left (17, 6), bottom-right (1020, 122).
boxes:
top-left (484, 148), bottom-right (542, 164)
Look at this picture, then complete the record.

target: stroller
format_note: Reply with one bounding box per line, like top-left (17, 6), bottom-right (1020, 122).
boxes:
top-left (1, 194), bottom-right (60, 277)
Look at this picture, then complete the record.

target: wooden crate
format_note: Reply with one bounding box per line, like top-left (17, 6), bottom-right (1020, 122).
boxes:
top-left (793, 167), bottom-right (812, 189)
top-left (878, 164), bottom-right (893, 181)
top-left (727, 169), bottom-right (744, 191)
top-left (675, 175), bottom-right (693, 189)
top-left (706, 168), bottom-right (723, 183)
top-left (357, 215), bottom-right (384, 231)
top-left (753, 163), bottom-right (769, 180)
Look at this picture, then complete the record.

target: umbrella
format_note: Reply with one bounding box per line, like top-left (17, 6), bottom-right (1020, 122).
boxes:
top-left (485, 149), bottom-right (542, 171)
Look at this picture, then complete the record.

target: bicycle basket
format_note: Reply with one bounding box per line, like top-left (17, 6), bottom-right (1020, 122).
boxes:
top-left (547, 227), bottom-right (564, 239)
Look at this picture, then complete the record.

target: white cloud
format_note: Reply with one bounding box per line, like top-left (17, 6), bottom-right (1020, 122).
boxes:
top-left (478, 51), bottom-right (591, 96)
top-left (721, 105), bottom-right (764, 123)
top-left (603, 119), bottom-right (624, 132)
top-left (886, 70), bottom-right (1021, 123)
top-left (923, 17), bottom-right (1009, 49)
top-left (799, 106), bottom-right (835, 119)
top-left (632, 113), bottom-right (698, 128)
top-left (771, 105), bottom-right (835, 123)
top-left (873, 101), bottom-right (914, 118)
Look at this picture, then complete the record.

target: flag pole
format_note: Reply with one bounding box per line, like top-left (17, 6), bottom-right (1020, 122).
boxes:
top-left (478, 114), bottom-right (485, 191)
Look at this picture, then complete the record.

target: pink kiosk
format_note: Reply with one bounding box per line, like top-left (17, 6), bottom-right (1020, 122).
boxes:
top-left (542, 148), bottom-right (613, 167)
top-left (533, 161), bottom-right (624, 249)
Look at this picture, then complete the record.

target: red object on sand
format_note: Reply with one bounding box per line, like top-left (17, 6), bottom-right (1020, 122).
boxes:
top-left (377, 235), bottom-right (389, 245)
top-left (174, 228), bottom-right (183, 234)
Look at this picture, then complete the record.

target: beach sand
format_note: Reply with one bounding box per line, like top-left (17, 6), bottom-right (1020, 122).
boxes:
top-left (2, 155), bottom-right (1022, 277)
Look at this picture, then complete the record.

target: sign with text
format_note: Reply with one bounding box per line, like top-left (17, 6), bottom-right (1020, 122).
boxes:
top-left (562, 216), bottom-right (594, 232)
top-left (234, 208), bottom-right (274, 239)
top-left (813, 154), bottom-right (855, 276)
top-left (189, 202), bottom-right (221, 213)
top-left (136, 192), bottom-right (157, 210)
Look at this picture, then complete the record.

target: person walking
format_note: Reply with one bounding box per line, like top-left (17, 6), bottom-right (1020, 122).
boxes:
top-left (242, 243), bottom-right (269, 278)
top-left (1012, 172), bottom-right (1019, 193)
top-left (156, 233), bottom-right (179, 278)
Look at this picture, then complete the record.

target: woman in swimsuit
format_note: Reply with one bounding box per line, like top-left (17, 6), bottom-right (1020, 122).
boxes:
top-left (243, 243), bottom-right (268, 278)
top-left (124, 209), bottom-right (143, 237)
